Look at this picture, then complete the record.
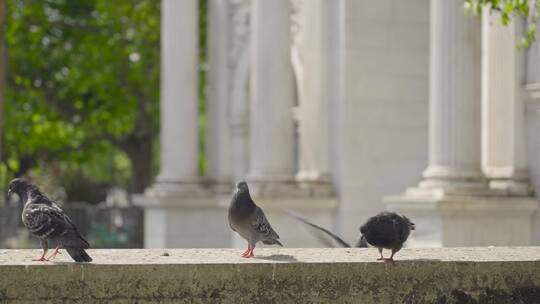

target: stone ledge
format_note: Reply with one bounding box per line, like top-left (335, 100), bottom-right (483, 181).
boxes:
top-left (0, 248), bottom-right (540, 303)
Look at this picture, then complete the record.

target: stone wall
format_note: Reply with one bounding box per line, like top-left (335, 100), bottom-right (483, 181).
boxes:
top-left (1, 248), bottom-right (539, 303)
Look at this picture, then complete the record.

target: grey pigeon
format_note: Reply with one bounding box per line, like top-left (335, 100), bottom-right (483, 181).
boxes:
top-left (228, 181), bottom-right (282, 258)
top-left (359, 211), bottom-right (415, 262)
top-left (7, 178), bottom-right (92, 262)
top-left (285, 210), bottom-right (367, 248)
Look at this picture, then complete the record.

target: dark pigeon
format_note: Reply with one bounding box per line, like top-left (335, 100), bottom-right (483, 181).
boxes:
top-left (360, 211), bottom-right (415, 262)
top-left (285, 210), bottom-right (367, 248)
top-left (228, 181), bottom-right (282, 258)
top-left (7, 178), bottom-right (92, 262)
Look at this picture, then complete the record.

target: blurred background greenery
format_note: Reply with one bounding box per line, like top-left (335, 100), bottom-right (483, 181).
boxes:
top-left (0, 0), bottom-right (208, 203)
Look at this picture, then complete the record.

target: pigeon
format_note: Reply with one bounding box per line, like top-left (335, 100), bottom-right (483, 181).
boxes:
top-left (285, 210), bottom-right (368, 248)
top-left (7, 178), bottom-right (92, 262)
top-left (228, 181), bottom-right (282, 258)
top-left (359, 211), bottom-right (415, 262)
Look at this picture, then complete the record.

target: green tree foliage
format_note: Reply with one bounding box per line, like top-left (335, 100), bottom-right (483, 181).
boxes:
top-left (465, 0), bottom-right (539, 47)
top-left (4, 0), bottom-right (160, 194)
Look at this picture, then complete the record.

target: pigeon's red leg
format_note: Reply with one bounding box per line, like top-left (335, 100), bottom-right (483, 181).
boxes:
top-left (32, 251), bottom-right (48, 262)
top-left (33, 239), bottom-right (48, 261)
top-left (241, 244), bottom-right (252, 257)
top-left (377, 250), bottom-right (396, 263)
top-left (243, 247), bottom-right (254, 258)
top-left (383, 250), bottom-right (396, 263)
top-left (376, 248), bottom-right (385, 261)
top-left (47, 245), bottom-right (63, 261)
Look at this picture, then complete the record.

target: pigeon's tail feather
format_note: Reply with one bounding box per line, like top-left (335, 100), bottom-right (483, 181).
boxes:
top-left (263, 238), bottom-right (283, 247)
top-left (285, 210), bottom-right (351, 248)
top-left (356, 235), bottom-right (368, 248)
top-left (66, 247), bottom-right (92, 262)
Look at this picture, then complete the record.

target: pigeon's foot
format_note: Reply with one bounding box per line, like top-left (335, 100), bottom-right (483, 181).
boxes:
top-left (377, 257), bottom-right (394, 263)
top-left (47, 246), bottom-right (63, 260)
top-left (241, 244), bottom-right (253, 257)
top-left (242, 246), bottom-right (254, 258)
top-left (32, 251), bottom-right (49, 262)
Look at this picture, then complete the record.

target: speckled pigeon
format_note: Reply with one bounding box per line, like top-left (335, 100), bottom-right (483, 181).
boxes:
top-left (359, 211), bottom-right (415, 262)
top-left (228, 181), bottom-right (282, 258)
top-left (7, 178), bottom-right (92, 262)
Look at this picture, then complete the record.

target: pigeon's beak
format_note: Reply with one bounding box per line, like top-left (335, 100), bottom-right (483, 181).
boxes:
top-left (410, 223), bottom-right (416, 230)
top-left (7, 188), bottom-right (12, 199)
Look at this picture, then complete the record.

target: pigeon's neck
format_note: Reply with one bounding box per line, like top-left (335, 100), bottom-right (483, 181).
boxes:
top-left (17, 190), bottom-right (30, 206)
top-left (231, 191), bottom-right (256, 215)
top-left (23, 187), bottom-right (49, 206)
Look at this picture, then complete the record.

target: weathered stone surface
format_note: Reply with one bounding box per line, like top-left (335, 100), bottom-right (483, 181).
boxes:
top-left (0, 248), bottom-right (539, 303)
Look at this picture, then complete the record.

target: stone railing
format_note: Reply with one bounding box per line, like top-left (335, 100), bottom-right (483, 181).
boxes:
top-left (0, 248), bottom-right (539, 303)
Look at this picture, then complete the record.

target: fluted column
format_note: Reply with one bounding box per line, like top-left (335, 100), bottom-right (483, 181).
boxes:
top-left (415, 0), bottom-right (487, 194)
top-left (135, 0), bottom-right (229, 249)
top-left (247, 0), bottom-right (296, 195)
top-left (526, 22), bottom-right (540, 84)
top-left (482, 13), bottom-right (531, 195)
top-left (293, 0), bottom-right (333, 194)
top-left (152, 0), bottom-right (203, 195)
top-left (206, 0), bottom-right (232, 193)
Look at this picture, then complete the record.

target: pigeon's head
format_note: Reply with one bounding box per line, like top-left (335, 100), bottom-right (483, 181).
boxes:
top-left (236, 181), bottom-right (249, 193)
top-left (402, 215), bottom-right (415, 230)
top-left (7, 178), bottom-right (32, 199)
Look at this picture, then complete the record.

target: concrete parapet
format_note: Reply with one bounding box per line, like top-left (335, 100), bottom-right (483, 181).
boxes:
top-left (0, 248), bottom-right (539, 303)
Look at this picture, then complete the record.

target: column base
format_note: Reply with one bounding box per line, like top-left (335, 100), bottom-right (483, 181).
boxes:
top-left (484, 167), bottom-right (533, 196)
top-left (245, 175), bottom-right (303, 198)
top-left (384, 193), bottom-right (537, 247)
top-left (296, 170), bottom-right (335, 197)
top-left (134, 180), bottom-right (227, 248)
top-left (147, 176), bottom-right (213, 198)
top-left (207, 178), bottom-right (234, 195)
top-left (417, 165), bottom-right (490, 196)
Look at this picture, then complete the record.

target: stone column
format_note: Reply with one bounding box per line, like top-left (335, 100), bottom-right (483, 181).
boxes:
top-left (226, 0), bottom-right (252, 185)
top-left (525, 21), bottom-right (540, 244)
top-left (134, 0), bottom-right (230, 248)
top-left (482, 13), bottom-right (531, 195)
top-left (411, 0), bottom-right (488, 195)
top-left (247, 0), bottom-right (297, 196)
top-left (292, 0), bottom-right (333, 196)
top-left (207, 0), bottom-right (232, 194)
top-left (150, 0), bottom-right (203, 196)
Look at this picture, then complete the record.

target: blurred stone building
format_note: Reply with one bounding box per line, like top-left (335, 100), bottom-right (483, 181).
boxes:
top-left (135, 0), bottom-right (540, 248)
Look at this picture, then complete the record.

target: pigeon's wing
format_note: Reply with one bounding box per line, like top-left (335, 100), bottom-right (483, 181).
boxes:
top-left (24, 204), bottom-right (89, 248)
top-left (392, 215), bottom-right (410, 243)
top-left (250, 207), bottom-right (280, 241)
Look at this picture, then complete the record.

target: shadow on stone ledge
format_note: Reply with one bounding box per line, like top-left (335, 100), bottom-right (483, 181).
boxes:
top-left (254, 254), bottom-right (299, 262)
